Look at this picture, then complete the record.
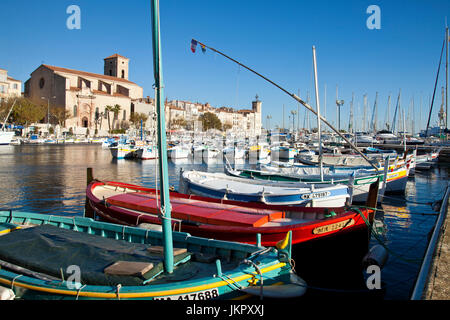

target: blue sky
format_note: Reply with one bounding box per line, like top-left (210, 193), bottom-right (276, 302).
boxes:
top-left (1, 0), bottom-right (449, 133)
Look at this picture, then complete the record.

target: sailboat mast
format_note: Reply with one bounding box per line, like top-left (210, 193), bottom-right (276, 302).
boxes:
top-left (392, 90), bottom-right (401, 134)
top-left (446, 26), bottom-right (449, 129)
top-left (363, 94), bottom-right (367, 132)
top-left (312, 46), bottom-right (323, 181)
top-left (150, 0), bottom-right (174, 273)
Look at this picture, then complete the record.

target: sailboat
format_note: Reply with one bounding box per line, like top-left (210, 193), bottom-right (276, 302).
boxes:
top-left (0, 0), bottom-right (300, 300)
top-left (0, 99), bottom-right (16, 146)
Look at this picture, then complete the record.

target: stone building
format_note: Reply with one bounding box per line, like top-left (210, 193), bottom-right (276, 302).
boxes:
top-left (165, 95), bottom-right (262, 136)
top-left (0, 68), bottom-right (22, 102)
top-left (24, 54), bottom-right (144, 134)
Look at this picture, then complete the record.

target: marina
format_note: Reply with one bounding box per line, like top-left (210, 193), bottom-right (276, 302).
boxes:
top-left (0, 143), bottom-right (449, 300)
top-left (0, 0), bottom-right (449, 304)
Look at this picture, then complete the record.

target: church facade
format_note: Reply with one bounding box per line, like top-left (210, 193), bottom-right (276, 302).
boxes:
top-left (24, 54), bottom-right (143, 134)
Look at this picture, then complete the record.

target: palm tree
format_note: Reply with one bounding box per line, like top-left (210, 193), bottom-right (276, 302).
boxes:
top-left (104, 105), bottom-right (114, 133)
top-left (112, 104), bottom-right (121, 130)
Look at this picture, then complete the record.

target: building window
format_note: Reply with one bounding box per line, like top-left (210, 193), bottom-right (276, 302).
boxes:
top-left (0, 85), bottom-right (4, 93)
top-left (109, 70), bottom-right (112, 76)
top-left (39, 78), bottom-right (45, 89)
top-left (123, 110), bottom-right (126, 120)
top-left (121, 70), bottom-right (125, 78)
top-left (13, 84), bottom-right (18, 90)
top-left (73, 105), bottom-right (77, 117)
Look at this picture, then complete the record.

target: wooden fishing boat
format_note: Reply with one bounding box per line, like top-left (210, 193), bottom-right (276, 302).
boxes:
top-left (224, 162), bottom-right (390, 203)
top-left (86, 180), bottom-right (374, 248)
top-left (268, 162), bottom-right (409, 194)
top-left (0, 210), bottom-right (301, 300)
top-left (179, 170), bottom-right (350, 207)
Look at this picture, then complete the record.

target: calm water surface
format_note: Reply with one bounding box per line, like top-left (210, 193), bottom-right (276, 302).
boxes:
top-left (0, 144), bottom-right (448, 300)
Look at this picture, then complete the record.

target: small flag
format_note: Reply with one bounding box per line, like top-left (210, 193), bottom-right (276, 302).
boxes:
top-left (191, 39), bottom-right (197, 53)
top-left (201, 44), bottom-right (206, 53)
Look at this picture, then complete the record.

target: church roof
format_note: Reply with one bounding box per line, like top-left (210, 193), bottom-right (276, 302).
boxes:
top-left (41, 64), bottom-right (137, 85)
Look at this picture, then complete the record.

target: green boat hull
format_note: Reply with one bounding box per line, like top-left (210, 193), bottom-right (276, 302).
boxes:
top-left (0, 211), bottom-right (295, 300)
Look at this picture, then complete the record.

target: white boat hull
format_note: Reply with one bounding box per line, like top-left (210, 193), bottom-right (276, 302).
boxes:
top-left (0, 131), bottom-right (15, 145)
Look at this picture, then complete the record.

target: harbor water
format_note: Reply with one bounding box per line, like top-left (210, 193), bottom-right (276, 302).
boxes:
top-left (0, 143), bottom-right (448, 300)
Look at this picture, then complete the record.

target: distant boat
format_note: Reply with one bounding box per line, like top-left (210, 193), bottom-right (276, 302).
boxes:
top-left (222, 146), bottom-right (245, 160)
top-left (134, 145), bottom-right (159, 160)
top-left (179, 170), bottom-right (350, 207)
top-left (167, 145), bottom-right (190, 159)
top-left (271, 146), bottom-right (296, 160)
top-left (0, 131), bottom-right (14, 145)
top-left (109, 143), bottom-right (138, 159)
top-left (202, 146), bottom-right (220, 159)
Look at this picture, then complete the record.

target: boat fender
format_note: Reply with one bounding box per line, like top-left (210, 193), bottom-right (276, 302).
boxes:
top-left (276, 231), bottom-right (292, 262)
top-left (0, 286), bottom-right (15, 300)
top-left (324, 209), bottom-right (336, 218)
top-left (362, 245), bottom-right (389, 269)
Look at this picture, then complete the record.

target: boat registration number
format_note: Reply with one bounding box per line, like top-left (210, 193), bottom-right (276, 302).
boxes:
top-left (301, 191), bottom-right (331, 200)
top-left (312, 219), bottom-right (355, 235)
top-left (153, 288), bottom-right (219, 300)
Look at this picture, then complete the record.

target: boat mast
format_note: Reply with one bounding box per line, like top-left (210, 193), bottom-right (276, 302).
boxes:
top-left (363, 94), bottom-right (367, 132)
top-left (425, 35), bottom-right (446, 137)
top-left (370, 92), bottom-right (378, 135)
top-left (386, 94), bottom-right (391, 131)
top-left (349, 92), bottom-right (354, 134)
top-left (446, 25), bottom-right (449, 130)
top-left (392, 90), bottom-right (401, 135)
top-left (192, 39), bottom-right (379, 170)
top-left (312, 46), bottom-right (323, 181)
top-left (150, 0), bottom-right (174, 273)
top-left (1, 99), bottom-right (17, 131)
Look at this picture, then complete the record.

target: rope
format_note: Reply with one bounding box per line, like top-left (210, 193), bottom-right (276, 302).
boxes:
top-left (217, 274), bottom-right (244, 292)
top-left (76, 284), bottom-right (87, 300)
top-left (116, 284), bottom-right (122, 300)
top-left (10, 274), bottom-right (23, 290)
top-left (241, 259), bottom-right (264, 300)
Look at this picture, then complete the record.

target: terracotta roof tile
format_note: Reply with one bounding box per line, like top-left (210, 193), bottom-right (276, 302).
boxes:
top-left (104, 54), bottom-right (129, 60)
top-left (41, 64), bottom-right (137, 85)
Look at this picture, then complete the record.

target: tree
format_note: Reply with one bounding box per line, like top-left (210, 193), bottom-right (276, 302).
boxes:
top-left (223, 122), bottom-right (233, 131)
top-left (199, 112), bottom-right (222, 131)
top-left (112, 104), bottom-right (121, 129)
top-left (129, 112), bottom-right (149, 129)
top-left (7, 98), bottom-right (46, 129)
top-left (104, 105), bottom-right (114, 133)
top-left (50, 106), bottom-right (70, 127)
top-left (171, 116), bottom-right (187, 129)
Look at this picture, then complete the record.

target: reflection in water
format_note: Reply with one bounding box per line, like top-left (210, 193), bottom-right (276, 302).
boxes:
top-left (0, 144), bottom-right (449, 300)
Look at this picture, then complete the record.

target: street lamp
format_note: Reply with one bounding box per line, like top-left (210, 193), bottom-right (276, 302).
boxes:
top-left (266, 115), bottom-right (272, 132)
top-left (291, 110), bottom-right (297, 133)
top-left (336, 99), bottom-right (344, 132)
top-left (41, 96), bottom-right (56, 132)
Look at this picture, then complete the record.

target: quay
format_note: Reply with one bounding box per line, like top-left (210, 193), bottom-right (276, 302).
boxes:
top-left (411, 182), bottom-right (450, 300)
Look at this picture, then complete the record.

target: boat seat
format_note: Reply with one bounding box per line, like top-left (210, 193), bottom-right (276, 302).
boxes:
top-left (106, 193), bottom-right (284, 227)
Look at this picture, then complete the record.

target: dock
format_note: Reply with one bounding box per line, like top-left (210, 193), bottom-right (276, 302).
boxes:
top-left (411, 182), bottom-right (450, 300)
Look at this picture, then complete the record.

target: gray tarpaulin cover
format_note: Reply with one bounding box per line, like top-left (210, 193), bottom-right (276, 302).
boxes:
top-left (0, 224), bottom-right (191, 286)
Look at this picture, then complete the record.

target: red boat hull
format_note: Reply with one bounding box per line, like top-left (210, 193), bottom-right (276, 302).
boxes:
top-left (86, 181), bottom-right (373, 247)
